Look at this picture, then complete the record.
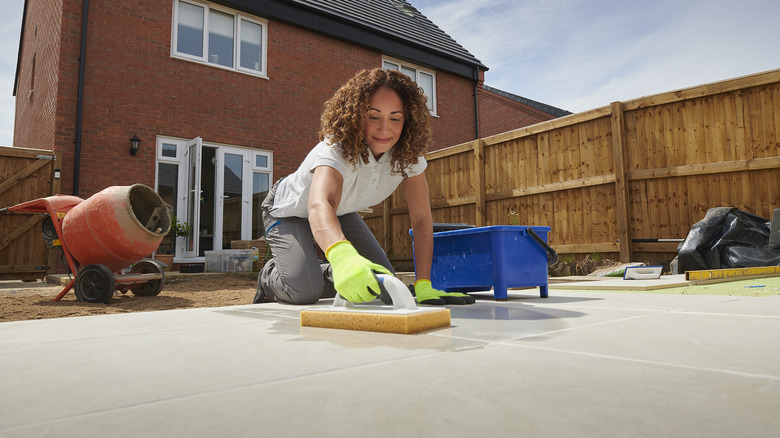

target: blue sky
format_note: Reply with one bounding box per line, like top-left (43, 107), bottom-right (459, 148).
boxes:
top-left (413, 0), bottom-right (780, 111)
top-left (2, 0), bottom-right (779, 147)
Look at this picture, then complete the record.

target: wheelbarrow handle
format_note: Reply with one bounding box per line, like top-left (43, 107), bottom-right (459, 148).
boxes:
top-left (526, 227), bottom-right (559, 265)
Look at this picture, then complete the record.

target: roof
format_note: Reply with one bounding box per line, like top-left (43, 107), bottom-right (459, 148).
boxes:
top-left (483, 85), bottom-right (572, 118)
top-left (295, 0), bottom-right (483, 67)
top-left (220, 0), bottom-right (486, 78)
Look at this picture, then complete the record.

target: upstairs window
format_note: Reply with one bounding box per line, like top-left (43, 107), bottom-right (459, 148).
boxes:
top-left (383, 57), bottom-right (437, 115)
top-left (173, 0), bottom-right (267, 77)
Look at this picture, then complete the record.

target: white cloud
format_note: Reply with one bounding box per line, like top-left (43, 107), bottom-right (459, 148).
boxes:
top-left (413, 0), bottom-right (780, 112)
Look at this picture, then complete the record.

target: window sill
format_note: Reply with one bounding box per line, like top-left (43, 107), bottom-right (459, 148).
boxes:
top-left (171, 54), bottom-right (269, 81)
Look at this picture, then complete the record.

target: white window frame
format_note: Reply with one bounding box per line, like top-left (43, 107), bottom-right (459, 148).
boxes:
top-left (172, 0), bottom-right (268, 78)
top-left (382, 57), bottom-right (437, 116)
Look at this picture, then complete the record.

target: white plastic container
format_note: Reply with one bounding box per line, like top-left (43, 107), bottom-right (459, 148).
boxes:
top-left (204, 249), bottom-right (253, 273)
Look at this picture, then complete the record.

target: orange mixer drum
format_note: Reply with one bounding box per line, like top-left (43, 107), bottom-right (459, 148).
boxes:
top-left (61, 184), bottom-right (171, 272)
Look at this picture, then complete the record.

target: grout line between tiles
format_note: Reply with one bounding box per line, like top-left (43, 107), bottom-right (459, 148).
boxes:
top-left (0, 349), bottom-right (449, 433)
top-left (498, 342), bottom-right (780, 382)
top-left (508, 311), bottom-right (665, 341)
top-left (669, 310), bottom-right (780, 319)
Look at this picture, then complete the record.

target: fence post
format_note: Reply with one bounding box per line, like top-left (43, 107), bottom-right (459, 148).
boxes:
top-left (610, 101), bottom-right (633, 262)
top-left (382, 198), bottom-right (391, 253)
top-left (473, 139), bottom-right (485, 226)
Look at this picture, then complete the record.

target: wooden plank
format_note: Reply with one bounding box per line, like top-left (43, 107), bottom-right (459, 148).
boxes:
top-left (734, 90), bottom-right (747, 160)
top-left (382, 198), bottom-right (391, 254)
top-left (0, 158), bottom-right (52, 196)
top-left (610, 101), bottom-right (632, 262)
top-left (774, 84), bottom-right (780, 149)
top-left (632, 241), bottom-right (680, 253)
top-left (486, 174), bottom-right (616, 202)
top-left (0, 145), bottom-right (57, 159)
top-left (622, 68), bottom-right (780, 110)
top-left (0, 265), bottom-right (49, 274)
top-left (667, 175), bottom-right (683, 239)
top-left (482, 107), bottom-right (612, 146)
top-left (426, 142), bottom-right (475, 160)
top-left (745, 87), bottom-right (762, 159)
top-left (0, 215), bottom-right (42, 252)
top-left (759, 84), bottom-right (777, 158)
top-left (628, 156), bottom-right (780, 180)
top-left (420, 196), bottom-right (476, 213)
top-left (473, 139), bottom-right (485, 226)
top-left (553, 242), bottom-right (619, 254)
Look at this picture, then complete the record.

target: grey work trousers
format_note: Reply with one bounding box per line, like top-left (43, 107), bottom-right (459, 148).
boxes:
top-left (257, 179), bottom-right (394, 305)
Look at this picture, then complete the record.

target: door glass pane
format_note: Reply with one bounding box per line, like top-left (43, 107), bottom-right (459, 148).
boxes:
top-left (157, 163), bottom-right (178, 255)
top-left (223, 153), bottom-right (244, 246)
top-left (252, 172), bottom-right (269, 239)
top-left (186, 145), bottom-right (199, 253)
top-left (255, 154), bottom-right (267, 168)
top-left (240, 19), bottom-right (263, 71)
top-left (177, 1), bottom-right (204, 57)
top-left (199, 147), bottom-right (217, 255)
top-left (208, 9), bottom-right (234, 67)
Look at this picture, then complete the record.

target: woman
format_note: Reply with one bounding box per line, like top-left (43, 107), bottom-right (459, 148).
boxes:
top-left (255, 68), bottom-right (474, 306)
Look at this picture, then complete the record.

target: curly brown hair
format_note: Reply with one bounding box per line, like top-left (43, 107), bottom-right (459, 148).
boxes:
top-left (318, 68), bottom-right (432, 176)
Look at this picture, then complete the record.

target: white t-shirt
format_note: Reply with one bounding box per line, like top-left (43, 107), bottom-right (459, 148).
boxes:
top-left (270, 140), bottom-right (427, 218)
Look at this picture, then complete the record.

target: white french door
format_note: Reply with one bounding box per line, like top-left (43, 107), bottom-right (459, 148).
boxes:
top-left (160, 136), bottom-right (270, 262)
top-left (182, 137), bottom-right (202, 259)
top-left (214, 149), bottom-right (252, 250)
top-left (178, 138), bottom-right (253, 260)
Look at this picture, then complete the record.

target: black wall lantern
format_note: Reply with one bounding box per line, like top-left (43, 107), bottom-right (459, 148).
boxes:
top-left (129, 134), bottom-right (141, 156)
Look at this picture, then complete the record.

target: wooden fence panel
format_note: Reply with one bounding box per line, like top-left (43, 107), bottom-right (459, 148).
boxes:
top-left (364, 69), bottom-right (780, 266)
top-left (0, 146), bottom-right (61, 280)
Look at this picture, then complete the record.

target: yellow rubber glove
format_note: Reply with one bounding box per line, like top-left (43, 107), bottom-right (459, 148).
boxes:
top-left (412, 279), bottom-right (475, 305)
top-left (325, 241), bottom-right (392, 303)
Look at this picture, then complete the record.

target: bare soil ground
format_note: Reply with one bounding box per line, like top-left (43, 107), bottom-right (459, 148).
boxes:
top-left (0, 273), bottom-right (258, 323)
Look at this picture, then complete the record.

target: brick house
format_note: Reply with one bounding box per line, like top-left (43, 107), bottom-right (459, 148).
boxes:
top-left (479, 85), bottom-right (571, 138)
top-left (13, 0), bottom-right (567, 264)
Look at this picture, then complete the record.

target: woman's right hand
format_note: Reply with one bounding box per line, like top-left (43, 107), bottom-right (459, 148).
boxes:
top-left (326, 240), bottom-right (391, 302)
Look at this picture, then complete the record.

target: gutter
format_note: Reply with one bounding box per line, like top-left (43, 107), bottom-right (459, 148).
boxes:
top-left (73, 0), bottom-right (89, 196)
top-left (473, 66), bottom-right (480, 139)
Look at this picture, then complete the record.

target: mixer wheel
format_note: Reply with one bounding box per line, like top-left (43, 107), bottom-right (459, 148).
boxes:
top-left (129, 260), bottom-right (165, 296)
top-left (74, 264), bottom-right (115, 304)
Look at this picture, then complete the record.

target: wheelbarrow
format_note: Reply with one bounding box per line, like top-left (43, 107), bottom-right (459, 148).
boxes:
top-left (0, 184), bottom-right (171, 303)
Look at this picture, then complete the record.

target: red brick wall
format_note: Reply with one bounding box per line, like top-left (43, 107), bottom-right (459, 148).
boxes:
top-left (477, 87), bottom-right (559, 139)
top-left (15, 0), bottom-right (479, 197)
top-left (430, 72), bottom-right (477, 150)
top-left (13, 0), bottom-right (63, 153)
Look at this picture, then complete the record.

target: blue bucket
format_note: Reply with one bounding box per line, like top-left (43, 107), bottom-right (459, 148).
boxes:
top-left (410, 225), bottom-right (555, 300)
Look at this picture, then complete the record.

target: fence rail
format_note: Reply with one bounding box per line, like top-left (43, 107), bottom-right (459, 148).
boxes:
top-left (364, 69), bottom-right (780, 265)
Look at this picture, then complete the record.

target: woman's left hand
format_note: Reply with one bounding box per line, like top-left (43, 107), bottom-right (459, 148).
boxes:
top-left (412, 279), bottom-right (475, 305)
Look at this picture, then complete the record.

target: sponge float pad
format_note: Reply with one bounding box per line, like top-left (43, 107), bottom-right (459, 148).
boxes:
top-left (300, 274), bottom-right (452, 334)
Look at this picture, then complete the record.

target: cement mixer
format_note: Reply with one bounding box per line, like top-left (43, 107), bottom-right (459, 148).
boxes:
top-left (1, 184), bottom-right (171, 303)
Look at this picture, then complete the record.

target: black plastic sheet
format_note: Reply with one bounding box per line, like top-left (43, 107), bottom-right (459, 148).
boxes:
top-left (673, 207), bottom-right (780, 274)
